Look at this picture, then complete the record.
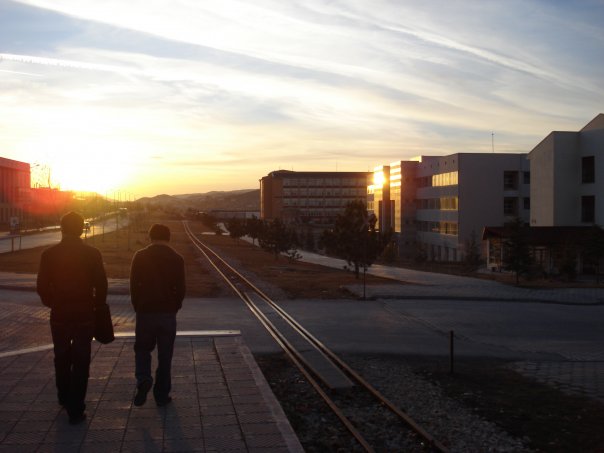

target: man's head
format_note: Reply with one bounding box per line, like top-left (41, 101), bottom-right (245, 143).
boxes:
top-left (60, 211), bottom-right (84, 237)
top-left (148, 223), bottom-right (171, 242)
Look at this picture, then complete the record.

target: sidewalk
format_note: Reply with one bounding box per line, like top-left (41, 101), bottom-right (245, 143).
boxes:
top-left (0, 272), bottom-right (130, 295)
top-left (295, 250), bottom-right (604, 305)
top-left (0, 334), bottom-right (303, 453)
top-left (3, 259), bottom-right (604, 304)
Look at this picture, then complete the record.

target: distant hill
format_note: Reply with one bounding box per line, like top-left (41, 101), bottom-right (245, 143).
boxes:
top-left (137, 189), bottom-right (259, 212)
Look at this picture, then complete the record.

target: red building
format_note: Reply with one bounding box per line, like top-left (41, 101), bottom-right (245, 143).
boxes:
top-left (0, 157), bottom-right (30, 231)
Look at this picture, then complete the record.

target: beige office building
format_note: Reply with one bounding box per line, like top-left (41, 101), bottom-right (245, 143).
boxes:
top-left (260, 170), bottom-right (370, 224)
top-left (370, 153), bottom-right (530, 261)
top-left (529, 113), bottom-right (604, 227)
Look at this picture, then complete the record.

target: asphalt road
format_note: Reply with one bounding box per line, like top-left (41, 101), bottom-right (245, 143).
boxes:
top-left (1, 229), bottom-right (603, 402)
top-left (0, 218), bottom-right (129, 254)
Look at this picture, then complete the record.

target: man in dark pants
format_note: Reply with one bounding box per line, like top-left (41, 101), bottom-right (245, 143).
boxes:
top-left (37, 211), bottom-right (108, 424)
top-left (130, 223), bottom-right (185, 407)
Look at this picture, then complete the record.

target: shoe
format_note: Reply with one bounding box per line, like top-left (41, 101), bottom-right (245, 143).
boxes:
top-left (133, 381), bottom-right (152, 407)
top-left (155, 396), bottom-right (172, 407)
top-left (68, 413), bottom-right (87, 425)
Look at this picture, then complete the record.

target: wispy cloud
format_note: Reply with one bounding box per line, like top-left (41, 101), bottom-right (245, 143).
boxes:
top-left (1, 0), bottom-right (603, 195)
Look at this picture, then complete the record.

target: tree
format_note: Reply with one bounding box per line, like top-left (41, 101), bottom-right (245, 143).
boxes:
top-left (463, 230), bottom-right (482, 269)
top-left (320, 200), bottom-right (390, 278)
top-left (259, 218), bottom-right (299, 260)
top-left (199, 212), bottom-right (218, 231)
top-left (502, 218), bottom-right (532, 285)
top-left (304, 227), bottom-right (316, 251)
top-left (245, 216), bottom-right (263, 246)
top-left (226, 217), bottom-right (246, 243)
top-left (580, 226), bottom-right (604, 283)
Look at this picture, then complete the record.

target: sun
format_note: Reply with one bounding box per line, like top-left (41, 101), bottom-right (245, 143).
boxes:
top-left (35, 138), bottom-right (134, 194)
top-left (51, 158), bottom-right (130, 194)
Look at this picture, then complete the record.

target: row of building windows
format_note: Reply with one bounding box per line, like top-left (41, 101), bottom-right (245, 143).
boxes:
top-left (503, 171), bottom-right (530, 190)
top-left (298, 209), bottom-right (342, 218)
top-left (283, 198), bottom-right (355, 207)
top-left (416, 197), bottom-right (459, 210)
top-left (504, 197), bottom-right (531, 216)
top-left (283, 178), bottom-right (367, 187)
top-left (415, 171), bottom-right (460, 188)
top-left (416, 221), bottom-right (459, 236)
top-left (282, 188), bottom-right (366, 197)
top-left (415, 170), bottom-right (530, 191)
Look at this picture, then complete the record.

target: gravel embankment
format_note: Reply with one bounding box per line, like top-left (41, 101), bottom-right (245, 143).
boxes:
top-left (257, 354), bottom-right (532, 453)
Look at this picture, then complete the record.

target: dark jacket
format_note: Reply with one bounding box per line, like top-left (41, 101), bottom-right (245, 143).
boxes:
top-left (129, 242), bottom-right (185, 313)
top-left (37, 235), bottom-right (108, 320)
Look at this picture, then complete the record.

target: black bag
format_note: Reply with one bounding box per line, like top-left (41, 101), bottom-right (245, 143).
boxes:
top-left (94, 304), bottom-right (115, 344)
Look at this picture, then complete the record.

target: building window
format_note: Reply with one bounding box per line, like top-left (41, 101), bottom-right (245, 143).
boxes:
top-left (582, 156), bottom-right (595, 183)
top-left (504, 197), bottom-right (518, 216)
top-left (523, 197), bottom-right (530, 210)
top-left (581, 196), bottom-right (595, 223)
top-left (523, 171), bottom-right (530, 185)
top-left (503, 171), bottom-right (518, 190)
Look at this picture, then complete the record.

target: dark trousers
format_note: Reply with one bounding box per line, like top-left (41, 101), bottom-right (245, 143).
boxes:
top-left (50, 317), bottom-right (94, 417)
top-left (134, 312), bottom-right (177, 400)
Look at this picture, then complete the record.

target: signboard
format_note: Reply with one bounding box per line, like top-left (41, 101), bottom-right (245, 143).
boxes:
top-left (9, 217), bottom-right (19, 233)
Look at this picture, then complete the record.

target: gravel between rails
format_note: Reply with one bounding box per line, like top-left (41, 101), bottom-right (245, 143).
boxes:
top-left (257, 353), bottom-right (532, 453)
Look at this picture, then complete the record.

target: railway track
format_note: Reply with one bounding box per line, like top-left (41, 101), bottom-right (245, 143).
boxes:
top-left (183, 221), bottom-right (449, 452)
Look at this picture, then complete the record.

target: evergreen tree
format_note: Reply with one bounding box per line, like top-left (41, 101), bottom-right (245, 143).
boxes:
top-left (320, 200), bottom-right (390, 278)
top-left (581, 226), bottom-right (604, 283)
top-left (502, 218), bottom-right (532, 285)
top-left (245, 216), bottom-right (263, 245)
top-left (259, 218), bottom-right (298, 260)
top-left (226, 217), bottom-right (246, 243)
top-left (304, 227), bottom-right (315, 251)
top-left (464, 230), bottom-right (482, 269)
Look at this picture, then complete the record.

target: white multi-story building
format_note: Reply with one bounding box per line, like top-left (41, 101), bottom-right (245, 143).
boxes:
top-left (529, 113), bottom-right (604, 227)
top-left (369, 153), bottom-right (530, 261)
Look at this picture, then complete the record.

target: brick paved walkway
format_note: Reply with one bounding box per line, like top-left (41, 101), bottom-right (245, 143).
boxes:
top-left (0, 335), bottom-right (303, 453)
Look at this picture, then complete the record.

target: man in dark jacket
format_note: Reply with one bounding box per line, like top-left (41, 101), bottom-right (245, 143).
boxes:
top-left (130, 223), bottom-right (185, 406)
top-left (37, 211), bottom-right (108, 424)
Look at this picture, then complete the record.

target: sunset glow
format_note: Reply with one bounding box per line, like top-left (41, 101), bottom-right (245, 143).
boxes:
top-left (1, 1), bottom-right (603, 197)
top-left (373, 171), bottom-right (386, 188)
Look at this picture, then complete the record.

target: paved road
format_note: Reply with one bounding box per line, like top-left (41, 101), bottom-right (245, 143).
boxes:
top-left (1, 281), bottom-right (603, 404)
top-left (0, 218), bottom-right (129, 254)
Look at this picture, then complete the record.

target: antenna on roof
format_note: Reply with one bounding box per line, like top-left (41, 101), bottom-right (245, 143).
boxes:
top-left (492, 132), bottom-right (495, 153)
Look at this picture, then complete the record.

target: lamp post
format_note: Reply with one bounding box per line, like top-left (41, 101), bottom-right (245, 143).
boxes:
top-left (361, 218), bottom-right (370, 300)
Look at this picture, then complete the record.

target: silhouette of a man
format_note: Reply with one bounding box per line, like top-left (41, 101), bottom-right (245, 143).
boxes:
top-left (130, 223), bottom-right (185, 406)
top-left (37, 211), bottom-right (108, 424)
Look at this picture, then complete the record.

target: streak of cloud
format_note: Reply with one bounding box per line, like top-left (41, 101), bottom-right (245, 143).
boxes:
top-left (1, 0), bottom-right (603, 196)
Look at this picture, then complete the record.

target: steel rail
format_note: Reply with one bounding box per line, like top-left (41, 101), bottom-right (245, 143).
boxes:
top-left (183, 221), bottom-right (448, 452)
top-left (182, 222), bottom-right (375, 452)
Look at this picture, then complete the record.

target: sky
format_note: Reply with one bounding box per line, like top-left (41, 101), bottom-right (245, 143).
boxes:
top-left (1, 0), bottom-right (603, 198)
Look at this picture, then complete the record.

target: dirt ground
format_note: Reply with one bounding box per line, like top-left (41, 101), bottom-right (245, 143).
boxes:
top-left (0, 215), bottom-right (397, 299)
